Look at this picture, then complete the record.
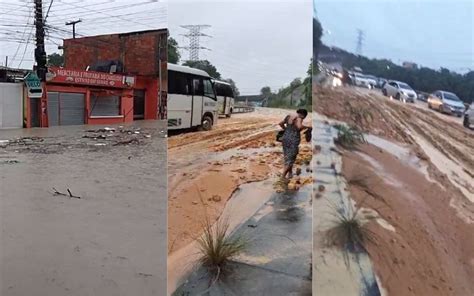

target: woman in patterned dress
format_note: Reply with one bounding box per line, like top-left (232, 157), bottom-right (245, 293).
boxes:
top-left (278, 109), bottom-right (309, 178)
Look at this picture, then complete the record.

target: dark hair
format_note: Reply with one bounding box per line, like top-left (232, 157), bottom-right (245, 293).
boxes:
top-left (297, 108), bottom-right (308, 118)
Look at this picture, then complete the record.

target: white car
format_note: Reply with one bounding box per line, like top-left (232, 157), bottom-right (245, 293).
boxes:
top-left (382, 80), bottom-right (417, 103)
top-left (352, 73), bottom-right (376, 89)
top-left (463, 103), bottom-right (473, 128)
top-left (427, 91), bottom-right (466, 117)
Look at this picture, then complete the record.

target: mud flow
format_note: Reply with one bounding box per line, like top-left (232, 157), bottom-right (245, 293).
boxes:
top-left (0, 121), bottom-right (168, 296)
top-left (168, 109), bottom-right (313, 295)
top-left (313, 86), bottom-right (474, 296)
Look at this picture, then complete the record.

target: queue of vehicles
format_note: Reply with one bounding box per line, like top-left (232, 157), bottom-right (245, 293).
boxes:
top-left (324, 63), bottom-right (472, 128)
top-left (167, 63), bottom-right (235, 131)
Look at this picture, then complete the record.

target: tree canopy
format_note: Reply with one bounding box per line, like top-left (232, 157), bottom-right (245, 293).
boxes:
top-left (168, 37), bottom-right (180, 64)
top-left (183, 60), bottom-right (222, 79)
top-left (47, 52), bottom-right (64, 67)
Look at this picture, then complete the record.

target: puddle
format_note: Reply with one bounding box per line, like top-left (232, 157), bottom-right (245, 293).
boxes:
top-left (365, 134), bottom-right (437, 184)
top-left (355, 152), bottom-right (403, 188)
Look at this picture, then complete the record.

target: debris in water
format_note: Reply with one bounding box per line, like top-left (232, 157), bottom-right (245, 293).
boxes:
top-left (296, 168), bottom-right (302, 176)
top-left (52, 188), bottom-right (81, 199)
top-left (318, 185), bottom-right (326, 192)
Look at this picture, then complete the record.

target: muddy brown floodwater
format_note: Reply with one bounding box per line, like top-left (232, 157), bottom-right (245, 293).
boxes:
top-left (0, 121), bottom-right (167, 296)
top-left (314, 86), bottom-right (474, 296)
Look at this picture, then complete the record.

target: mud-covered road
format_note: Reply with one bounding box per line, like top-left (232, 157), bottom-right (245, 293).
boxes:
top-left (168, 108), bottom-right (313, 254)
top-left (314, 86), bottom-right (474, 296)
top-left (0, 121), bottom-right (167, 296)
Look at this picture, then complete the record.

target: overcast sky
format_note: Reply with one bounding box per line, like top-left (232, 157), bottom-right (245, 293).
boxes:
top-left (315, 0), bottom-right (473, 73)
top-left (169, 0), bottom-right (312, 95)
top-left (0, 0), bottom-right (167, 69)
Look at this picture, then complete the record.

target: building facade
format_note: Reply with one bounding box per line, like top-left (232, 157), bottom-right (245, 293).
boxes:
top-left (26, 29), bottom-right (168, 128)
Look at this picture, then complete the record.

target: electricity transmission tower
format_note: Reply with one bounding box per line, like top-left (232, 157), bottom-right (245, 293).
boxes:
top-left (356, 29), bottom-right (364, 56)
top-left (180, 25), bottom-right (211, 61)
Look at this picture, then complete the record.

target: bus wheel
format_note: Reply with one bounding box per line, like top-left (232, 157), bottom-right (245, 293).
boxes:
top-left (201, 116), bottom-right (213, 131)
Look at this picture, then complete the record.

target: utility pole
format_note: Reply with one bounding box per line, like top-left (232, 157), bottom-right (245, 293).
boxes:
top-left (180, 25), bottom-right (211, 61)
top-left (34, 0), bottom-right (47, 81)
top-left (356, 29), bottom-right (364, 56)
top-left (66, 19), bottom-right (82, 39)
top-left (5, 56), bottom-right (8, 68)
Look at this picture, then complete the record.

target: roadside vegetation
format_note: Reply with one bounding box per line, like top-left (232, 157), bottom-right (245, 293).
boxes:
top-left (265, 62), bottom-right (313, 110)
top-left (197, 218), bottom-right (249, 281)
top-left (325, 199), bottom-right (378, 265)
top-left (333, 124), bottom-right (366, 149)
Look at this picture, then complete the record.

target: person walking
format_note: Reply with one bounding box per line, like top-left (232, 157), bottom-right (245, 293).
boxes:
top-left (278, 109), bottom-right (310, 179)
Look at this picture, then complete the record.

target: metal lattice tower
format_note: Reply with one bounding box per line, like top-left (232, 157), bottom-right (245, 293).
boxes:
top-left (356, 29), bottom-right (364, 56)
top-left (180, 25), bottom-right (211, 61)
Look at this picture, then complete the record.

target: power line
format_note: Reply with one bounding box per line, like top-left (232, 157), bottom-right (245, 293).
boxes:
top-left (65, 19), bottom-right (81, 39)
top-left (180, 24), bottom-right (212, 61)
top-left (356, 29), bottom-right (364, 56)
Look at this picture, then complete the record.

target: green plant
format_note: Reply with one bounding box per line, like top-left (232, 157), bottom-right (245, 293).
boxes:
top-left (325, 202), bottom-right (378, 266)
top-left (334, 125), bottom-right (365, 149)
top-left (197, 219), bottom-right (248, 280)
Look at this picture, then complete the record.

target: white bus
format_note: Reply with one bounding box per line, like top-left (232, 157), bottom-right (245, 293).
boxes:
top-left (213, 80), bottom-right (234, 117)
top-left (168, 63), bottom-right (218, 131)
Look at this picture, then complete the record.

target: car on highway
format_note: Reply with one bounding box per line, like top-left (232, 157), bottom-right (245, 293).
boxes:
top-left (416, 92), bottom-right (429, 102)
top-left (427, 91), bottom-right (465, 117)
top-left (376, 78), bottom-right (387, 89)
top-left (352, 73), bottom-right (377, 89)
top-left (382, 80), bottom-right (417, 102)
top-left (464, 103), bottom-right (474, 128)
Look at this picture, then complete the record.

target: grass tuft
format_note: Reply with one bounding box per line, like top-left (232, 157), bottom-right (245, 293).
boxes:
top-left (325, 201), bottom-right (378, 266)
top-left (333, 124), bottom-right (366, 149)
top-left (197, 219), bottom-right (248, 280)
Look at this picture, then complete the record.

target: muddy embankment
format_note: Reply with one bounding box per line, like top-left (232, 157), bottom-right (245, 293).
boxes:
top-left (314, 87), bottom-right (474, 296)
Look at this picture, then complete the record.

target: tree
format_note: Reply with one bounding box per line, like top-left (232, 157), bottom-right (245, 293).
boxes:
top-left (260, 86), bottom-right (272, 97)
top-left (183, 60), bottom-right (221, 79)
top-left (290, 78), bottom-right (302, 89)
top-left (168, 37), bottom-right (180, 64)
top-left (313, 17), bottom-right (323, 73)
top-left (224, 78), bottom-right (240, 97)
top-left (47, 52), bottom-right (64, 67)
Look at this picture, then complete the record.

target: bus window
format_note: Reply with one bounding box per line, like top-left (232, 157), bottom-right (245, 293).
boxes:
top-left (192, 78), bottom-right (204, 96)
top-left (204, 79), bottom-right (216, 99)
top-left (223, 84), bottom-right (234, 98)
top-left (169, 71), bottom-right (189, 95)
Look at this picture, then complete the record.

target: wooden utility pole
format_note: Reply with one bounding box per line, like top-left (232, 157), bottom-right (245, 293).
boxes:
top-left (66, 19), bottom-right (82, 39)
top-left (34, 0), bottom-right (47, 81)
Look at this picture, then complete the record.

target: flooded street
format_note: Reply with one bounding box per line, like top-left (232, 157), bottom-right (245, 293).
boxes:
top-left (0, 121), bottom-right (167, 296)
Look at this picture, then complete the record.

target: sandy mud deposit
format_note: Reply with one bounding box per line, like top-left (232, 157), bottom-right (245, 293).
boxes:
top-left (313, 86), bottom-right (474, 296)
top-left (0, 121), bottom-right (167, 296)
top-left (167, 108), bottom-right (313, 293)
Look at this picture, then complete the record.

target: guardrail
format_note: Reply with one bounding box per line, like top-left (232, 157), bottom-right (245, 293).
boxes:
top-left (232, 106), bottom-right (255, 113)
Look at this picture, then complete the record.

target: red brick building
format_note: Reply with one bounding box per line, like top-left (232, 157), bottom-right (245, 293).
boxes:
top-left (27, 29), bottom-right (168, 128)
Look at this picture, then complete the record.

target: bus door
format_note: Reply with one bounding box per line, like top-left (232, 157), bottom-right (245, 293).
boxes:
top-left (191, 76), bottom-right (204, 127)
